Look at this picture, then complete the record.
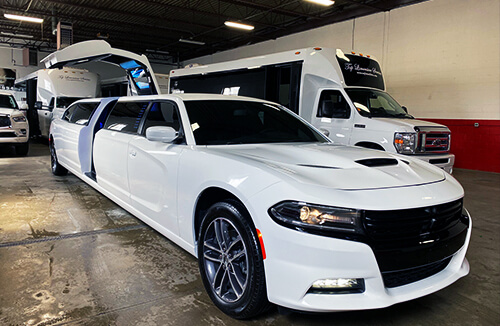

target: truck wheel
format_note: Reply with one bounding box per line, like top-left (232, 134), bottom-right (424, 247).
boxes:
top-left (198, 200), bottom-right (270, 319)
top-left (15, 142), bottom-right (29, 156)
top-left (49, 141), bottom-right (67, 176)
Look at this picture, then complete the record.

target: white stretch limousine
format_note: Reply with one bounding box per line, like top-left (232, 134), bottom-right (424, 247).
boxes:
top-left (49, 94), bottom-right (471, 319)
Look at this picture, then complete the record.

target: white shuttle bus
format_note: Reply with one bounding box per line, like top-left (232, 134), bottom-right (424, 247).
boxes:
top-left (15, 67), bottom-right (100, 138)
top-left (169, 48), bottom-right (455, 173)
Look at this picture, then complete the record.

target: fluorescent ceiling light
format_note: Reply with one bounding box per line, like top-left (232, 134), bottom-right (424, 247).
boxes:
top-left (179, 38), bottom-right (206, 46)
top-left (4, 13), bottom-right (44, 23)
top-left (146, 49), bottom-right (170, 55)
top-left (224, 21), bottom-right (255, 31)
top-left (305, 0), bottom-right (335, 6)
top-left (1, 31), bottom-right (33, 38)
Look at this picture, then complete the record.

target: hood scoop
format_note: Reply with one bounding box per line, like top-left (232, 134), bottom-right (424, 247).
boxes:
top-left (356, 158), bottom-right (399, 167)
top-left (297, 164), bottom-right (341, 169)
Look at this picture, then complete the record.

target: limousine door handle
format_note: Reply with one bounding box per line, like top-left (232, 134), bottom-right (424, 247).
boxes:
top-left (130, 150), bottom-right (137, 157)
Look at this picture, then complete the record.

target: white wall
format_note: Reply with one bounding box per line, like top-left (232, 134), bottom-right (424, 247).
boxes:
top-left (187, 0), bottom-right (499, 120)
top-left (0, 47), bottom-right (45, 83)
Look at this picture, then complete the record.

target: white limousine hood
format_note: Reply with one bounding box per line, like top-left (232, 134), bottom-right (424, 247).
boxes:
top-left (207, 143), bottom-right (446, 190)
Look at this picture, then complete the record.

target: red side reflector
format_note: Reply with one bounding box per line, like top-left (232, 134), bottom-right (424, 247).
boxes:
top-left (313, 47), bottom-right (322, 51)
top-left (256, 229), bottom-right (266, 260)
top-left (295, 51), bottom-right (301, 55)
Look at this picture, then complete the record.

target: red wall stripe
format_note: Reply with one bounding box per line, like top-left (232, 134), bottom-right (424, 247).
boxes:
top-left (421, 119), bottom-right (500, 173)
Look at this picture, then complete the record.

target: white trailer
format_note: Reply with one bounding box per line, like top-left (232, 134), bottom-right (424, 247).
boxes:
top-left (169, 48), bottom-right (455, 173)
top-left (15, 67), bottom-right (100, 137)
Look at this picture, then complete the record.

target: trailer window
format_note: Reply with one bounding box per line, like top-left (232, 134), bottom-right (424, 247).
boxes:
top-left (316, 90), bottom-right (350, 119)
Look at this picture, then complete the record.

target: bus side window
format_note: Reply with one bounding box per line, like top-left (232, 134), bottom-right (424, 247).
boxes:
top-left (317, 90), bottom-right (350, 119)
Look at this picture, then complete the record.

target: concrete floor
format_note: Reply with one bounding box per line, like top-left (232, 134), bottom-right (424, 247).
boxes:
top-left (0, 141), bottom-right (499, 326)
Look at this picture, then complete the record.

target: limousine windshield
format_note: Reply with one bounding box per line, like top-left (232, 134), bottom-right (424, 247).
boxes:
top-left (184, 100), bottom-right (327, 145)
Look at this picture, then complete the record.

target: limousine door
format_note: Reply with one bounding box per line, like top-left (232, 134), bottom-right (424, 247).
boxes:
top-left (127, 101), bottom-right (183, 234)
top-left (93, 101), bottom-right (150, 204)
top-left (54, 101), bottom-right (98, 173)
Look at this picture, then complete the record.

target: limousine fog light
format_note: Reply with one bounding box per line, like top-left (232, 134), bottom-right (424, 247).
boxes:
top-left (269, 201), bottom-right (360, 233)
top-left (308, 278), bottom-right (365, 294)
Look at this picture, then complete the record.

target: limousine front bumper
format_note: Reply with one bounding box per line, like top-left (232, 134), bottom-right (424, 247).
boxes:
top-left (247, 180), bottom-right (471, 312)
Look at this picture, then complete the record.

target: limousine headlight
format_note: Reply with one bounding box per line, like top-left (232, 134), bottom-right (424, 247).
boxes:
top-left (269, 201), bottom-right (361, 233)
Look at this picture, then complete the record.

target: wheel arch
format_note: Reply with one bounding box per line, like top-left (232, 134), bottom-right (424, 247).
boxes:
top-left (193, 187), bottom-right (253, 250)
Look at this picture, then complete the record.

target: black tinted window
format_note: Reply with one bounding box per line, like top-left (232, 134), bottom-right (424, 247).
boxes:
top-left (185, 100), bottom-right (326, 145)
top-left (0, 95), bottom-right (18, 109)
top-left (337, 54), bottom-right (385, 90)
top-left (104, 101), bottom-right (149, 133)
top-left (317, 90), bottom-right (350, 119)
top-left (68, 103), bottom-right (99, 125)
top-left (142, 101), bottom-right (180, 133)
top-left (62, 104), bottom-right (78, 122)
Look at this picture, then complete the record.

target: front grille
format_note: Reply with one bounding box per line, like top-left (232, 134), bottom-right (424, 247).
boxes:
top-left (363, 199), bottom-right (468, 273)
top-left (0, 132), bottom-right (16, 138)
top-left (382, 257), bottom-right (452, 288)
top-left (0, 116), bottom-right (11, 127)
top-left (417, 131), bottom-right (450, 153)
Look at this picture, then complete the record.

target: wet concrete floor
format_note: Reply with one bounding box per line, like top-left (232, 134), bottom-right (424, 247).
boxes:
top-left (0, 141), bottom-right (499, 325)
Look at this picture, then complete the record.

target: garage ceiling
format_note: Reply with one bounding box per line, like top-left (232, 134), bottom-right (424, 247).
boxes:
top-left (1, 0), bottom-right (427, 63)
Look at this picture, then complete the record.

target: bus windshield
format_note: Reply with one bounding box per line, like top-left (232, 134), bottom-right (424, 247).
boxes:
top-left (345, 89), bottom-right (413, 119)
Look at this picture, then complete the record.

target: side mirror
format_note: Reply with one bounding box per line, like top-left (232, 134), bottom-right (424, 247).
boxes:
top-left (319, 128), bottom-right (330, 137)
top-left (20, 104), bottom-right (28, 110)
top-left (34, 101), bottom-right (42, 110)
top-left (402, 106), bottom-right (408, 113)
top-left (146, 126), bottom-right (178, 143)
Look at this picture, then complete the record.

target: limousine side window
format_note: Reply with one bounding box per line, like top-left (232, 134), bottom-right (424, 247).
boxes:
top-left (62, 103), bottom-right (78, 122)
top-left (104, 101), bottom-right (149, 133)
top-left (62, 102), bottom-right (99, 125)
top-left (142, 101), bottom-right (181, 134)
top-left (69, 103), bottom-right (99, 125)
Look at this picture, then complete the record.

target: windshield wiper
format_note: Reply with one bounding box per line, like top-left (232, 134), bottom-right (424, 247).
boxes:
top-left (394, 113), bottom-right (414, 119)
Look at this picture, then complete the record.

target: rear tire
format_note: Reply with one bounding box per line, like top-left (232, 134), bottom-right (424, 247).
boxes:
top-left (50, 140), bottom-right (67, 176)
top-left (198, 200), bottom-right (270, 319)
top-left (15, 142), bottom-right (29, 156)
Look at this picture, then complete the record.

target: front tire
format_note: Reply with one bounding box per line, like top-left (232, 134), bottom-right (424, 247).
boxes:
top-left (198, 200), bottom-right (270, 319)
top-left (49, 140), bottom-right (67, 176)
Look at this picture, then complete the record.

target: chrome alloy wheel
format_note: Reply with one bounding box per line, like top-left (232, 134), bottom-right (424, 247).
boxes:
top-left (202, 217), bottom-right (249, 303)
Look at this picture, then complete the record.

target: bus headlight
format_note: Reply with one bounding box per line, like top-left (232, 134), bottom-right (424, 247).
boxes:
top-left (394, 132), bottom-right (417, 154)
